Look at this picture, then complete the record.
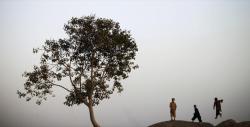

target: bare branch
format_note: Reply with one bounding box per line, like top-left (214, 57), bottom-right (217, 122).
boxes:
top-left (45, 81), bottom-right (72, 93)
top-left (51, 83), bottom-right (72, 93)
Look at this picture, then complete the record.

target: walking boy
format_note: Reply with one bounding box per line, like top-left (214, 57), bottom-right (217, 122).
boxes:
top-left (191, 105), bottom-right (202, 122)
top-left (213, 97), bottom-right (223, 119)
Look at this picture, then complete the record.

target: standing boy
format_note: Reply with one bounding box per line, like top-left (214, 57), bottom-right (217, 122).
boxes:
top-left (169, 98), bottom-right (177, 121)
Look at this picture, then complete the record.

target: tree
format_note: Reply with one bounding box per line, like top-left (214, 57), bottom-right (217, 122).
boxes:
top-left (17, 15), bottom-right (138, 127)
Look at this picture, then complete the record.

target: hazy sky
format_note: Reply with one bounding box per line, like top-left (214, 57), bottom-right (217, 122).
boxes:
top-left (0, 0), bottom-right (250, 127)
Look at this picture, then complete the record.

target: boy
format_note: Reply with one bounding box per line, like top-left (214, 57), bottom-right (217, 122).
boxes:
top-left (169, 98), bottom-right (177, 120)
top-left (191, 105), bottom-right (202, 122)
top-left (213, 97), bottom-right (223, 119)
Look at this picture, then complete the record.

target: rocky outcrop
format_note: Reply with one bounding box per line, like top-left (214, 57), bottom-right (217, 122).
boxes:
top-left (148, 120), bottom-right (213, 127)
top-left (148, 119), bottom-right (250, 127)
top-left (236, 121), bottom-right (250, 127)
top-left (216, 119), bottom-right (250, 127)
top-left (216, 119), bottom-right (237, 127)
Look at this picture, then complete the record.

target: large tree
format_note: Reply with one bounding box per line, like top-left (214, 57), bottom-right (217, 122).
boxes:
top-left (17, 15), bottom-right (138, 127)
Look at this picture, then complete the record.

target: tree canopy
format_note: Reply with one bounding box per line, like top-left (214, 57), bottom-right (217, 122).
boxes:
top-left (18, 15), bottom-right (138, 107)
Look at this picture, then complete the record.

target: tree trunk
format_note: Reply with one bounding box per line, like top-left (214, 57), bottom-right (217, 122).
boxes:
top-left (88, 99), bottom-right (100, 127)
top-left (88, 52), bottom-right (99, 127)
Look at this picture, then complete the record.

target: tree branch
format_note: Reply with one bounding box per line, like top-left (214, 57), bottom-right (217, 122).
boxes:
top-left (51, 83), bottom-right (72, 93)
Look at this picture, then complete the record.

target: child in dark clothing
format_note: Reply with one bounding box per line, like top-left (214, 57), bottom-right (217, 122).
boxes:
top-left (214, 97), bottom-right (223, 119)
top-left (192, 105), bottom-right (202, 122)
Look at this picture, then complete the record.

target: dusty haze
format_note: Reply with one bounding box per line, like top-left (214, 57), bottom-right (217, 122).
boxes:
top-left (0, 0), bottom-right (250, 127)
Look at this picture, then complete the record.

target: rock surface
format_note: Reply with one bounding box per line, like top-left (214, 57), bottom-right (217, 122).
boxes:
top-left (236, 121), bottom-right (250, 127)
top-left (216, 119), bottom-right (237, 127)
top-left (148, 120), bottom-right (213, 127)
top-left (148, 120), bottom-right (250, 127)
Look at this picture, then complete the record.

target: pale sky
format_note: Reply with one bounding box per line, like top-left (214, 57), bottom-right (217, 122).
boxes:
top-left (0, 0), bottom-right (250, 127)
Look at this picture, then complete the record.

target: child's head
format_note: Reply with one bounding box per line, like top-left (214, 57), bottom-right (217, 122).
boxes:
top-left (172, 98), bottom-right (175, 102)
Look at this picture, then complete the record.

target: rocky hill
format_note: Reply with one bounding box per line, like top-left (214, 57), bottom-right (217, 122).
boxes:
top-left (148, 119), bottom-right (250, 127)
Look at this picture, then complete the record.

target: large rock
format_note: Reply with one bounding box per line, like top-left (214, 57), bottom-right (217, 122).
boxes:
top-left (148, 120), bottom-right (250, 127)
top-left (148, 120), bottom-right (214, 127)
top-left (216, 119), bottom-right (250, 127)
top-left (216, 119), bottom-right (237, 127)
top-left (236, 121), bottom-right (250, 127)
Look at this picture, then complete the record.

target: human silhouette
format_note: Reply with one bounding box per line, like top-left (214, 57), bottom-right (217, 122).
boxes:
top-left (213, 97), bottom-right (223, 119)
top-left (169, 98), bottom-right (177, 120)
top-left (191, 105), bottom-right (202, 122)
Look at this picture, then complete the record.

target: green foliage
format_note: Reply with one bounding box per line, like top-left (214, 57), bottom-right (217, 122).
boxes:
top-left (18, 15), bottom-right (138, 107)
